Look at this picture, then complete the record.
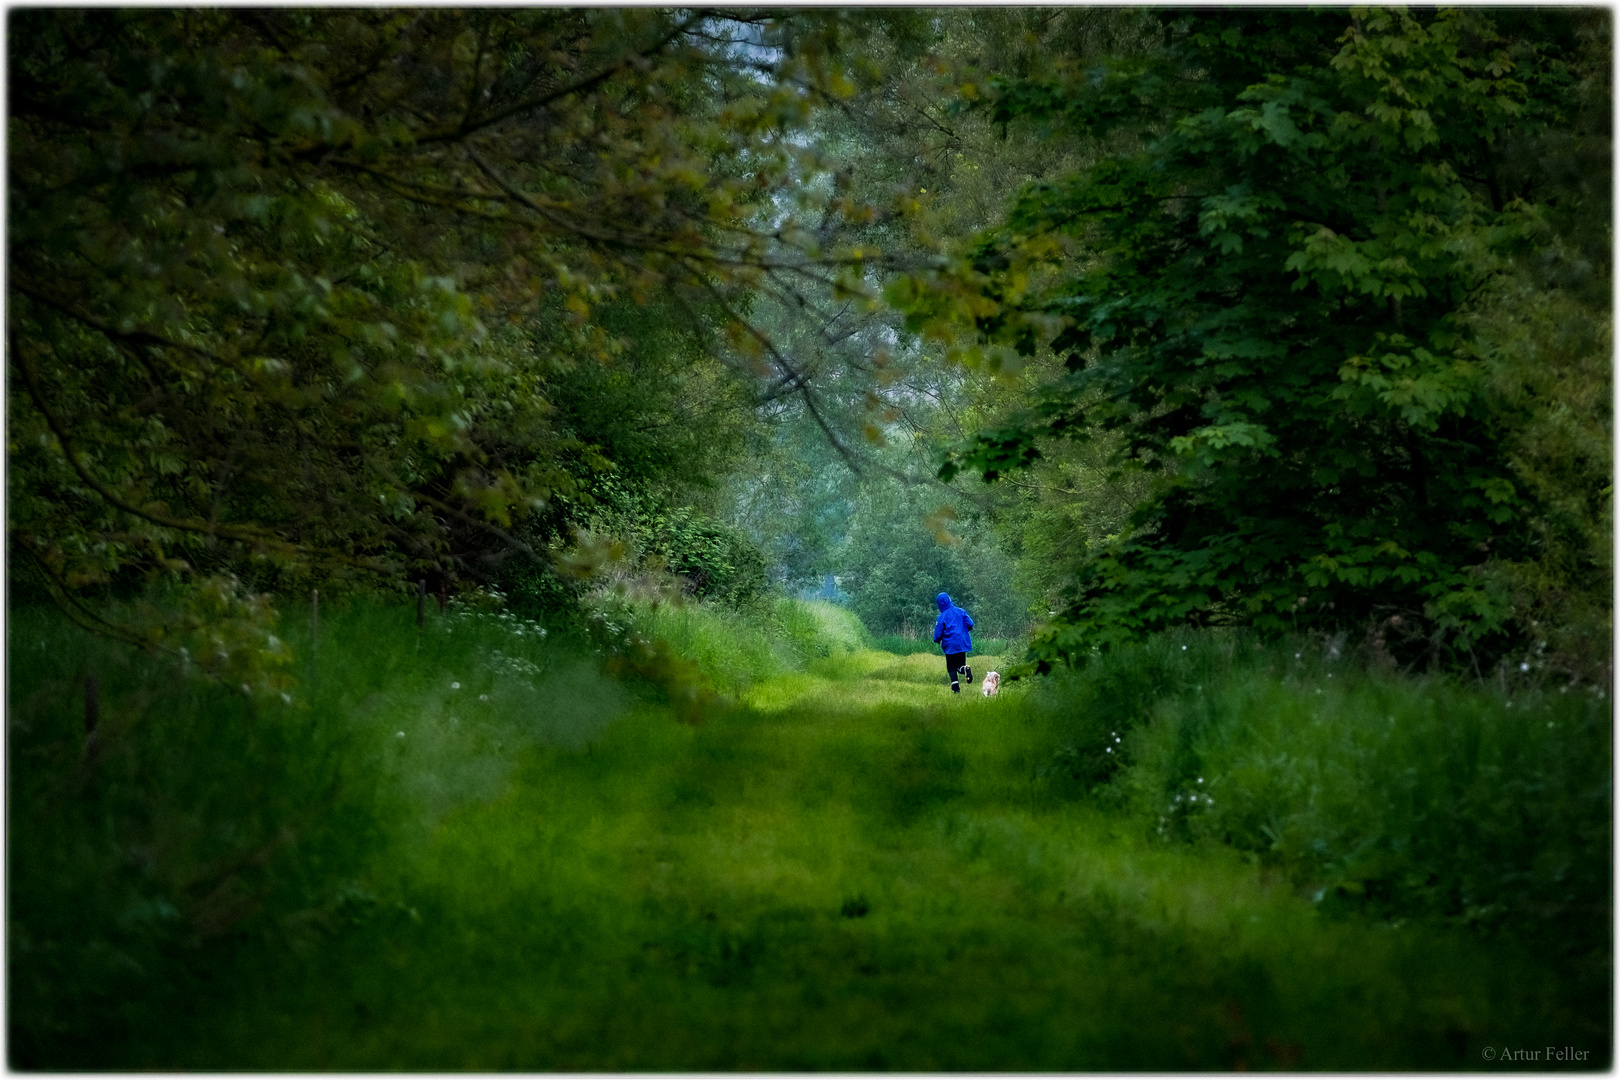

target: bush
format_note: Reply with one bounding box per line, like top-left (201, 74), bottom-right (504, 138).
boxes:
top-left (583, 484), bottom-right (770, 609)
top-left (473, 500), bottom-right (770, 624)
top-left (640, 508), bottom-right (768, 606)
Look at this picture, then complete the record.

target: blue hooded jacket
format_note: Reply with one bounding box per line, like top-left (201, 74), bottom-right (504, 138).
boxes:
top-left (932, 593), bottom-right (974, 654)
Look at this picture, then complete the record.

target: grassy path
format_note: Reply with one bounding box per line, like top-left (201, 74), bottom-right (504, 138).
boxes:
top-left (130, 648), bottom-right (1582, 1070)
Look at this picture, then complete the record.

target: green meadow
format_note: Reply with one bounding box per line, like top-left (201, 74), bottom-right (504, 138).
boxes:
top-left (8, 598), bottom-right (1610, 1070)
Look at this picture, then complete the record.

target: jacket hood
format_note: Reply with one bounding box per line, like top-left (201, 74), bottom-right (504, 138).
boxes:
top-left (936, 592), bottom-right (951, 611)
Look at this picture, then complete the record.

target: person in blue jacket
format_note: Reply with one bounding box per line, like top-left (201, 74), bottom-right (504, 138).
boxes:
top-left (932, 592), bottom-right (975, 693)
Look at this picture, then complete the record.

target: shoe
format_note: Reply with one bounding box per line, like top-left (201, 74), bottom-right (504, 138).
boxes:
top-left (951, 680), bottom-right (960, 693)
top-left (962, 665), bottom-right (973, 683)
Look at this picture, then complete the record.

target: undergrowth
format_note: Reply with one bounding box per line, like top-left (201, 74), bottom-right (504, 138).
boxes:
top-left (8, 600), bottom-right (1611, 1069)
top-left (1030, 629), bottom-right (1613, 954)
top-left (625, 597), bottom-right (869, 696)
top-left (7, 596), bottom-right (630, 1067)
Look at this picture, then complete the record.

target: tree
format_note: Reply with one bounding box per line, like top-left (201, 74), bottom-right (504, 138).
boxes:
top-left (896, 7), bottom-right (1609, 670)
top-left (7, 9), bottom-right (875, 675)
top-left (837, 478), bottom-right (1026, 640)
top-left (709, 9), bottom-right (1124, 610)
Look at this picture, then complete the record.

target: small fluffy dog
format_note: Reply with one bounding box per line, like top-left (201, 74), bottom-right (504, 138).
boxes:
top-left (981, 671), bottom-right (1001, 698)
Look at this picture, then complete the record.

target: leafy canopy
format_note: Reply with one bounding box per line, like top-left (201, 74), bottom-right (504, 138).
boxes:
top-left (8, 9), bottom-right (874, 674)
top-left (897, 7), bottom-right (1608, 667)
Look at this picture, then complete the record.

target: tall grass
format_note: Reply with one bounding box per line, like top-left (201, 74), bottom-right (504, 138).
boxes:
top-left (103, 626), bottom-right (1609, 1069)
top-left (869, 632), bottom-right (1020, 658)
top-left (9, 606), bottom-right (361, 1065)
top-left (8, 593), bottom-right (868, 1063)
top-left (9, 602), bottom-right (1610, 1068)
top-left (626, 597), bottom-right (870, 695)
top-left (7, 597), bottom-right (632, 1067)
top-left (1031, 630), bottom-right (1612, 951)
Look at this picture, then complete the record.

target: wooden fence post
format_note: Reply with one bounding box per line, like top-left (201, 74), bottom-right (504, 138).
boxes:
top-left (417, 579), bottom-right (427, 628)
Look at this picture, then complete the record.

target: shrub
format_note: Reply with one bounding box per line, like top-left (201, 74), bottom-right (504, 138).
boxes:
top-left (640, 508), bottom-right (768, 607)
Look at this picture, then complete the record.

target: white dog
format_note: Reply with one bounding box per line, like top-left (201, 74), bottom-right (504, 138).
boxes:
top-left (981, 671), bottom-right (1001, 698)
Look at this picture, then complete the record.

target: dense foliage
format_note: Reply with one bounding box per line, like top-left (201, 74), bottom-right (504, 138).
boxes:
top-left (897, 8), bottom-right (1609, 672)
top-left (838, 481), bottom-right (1026, 639)
top-left (18, 8), bottom-right (1600, 676)
top-left (8, 8), bottom-right (874, 667)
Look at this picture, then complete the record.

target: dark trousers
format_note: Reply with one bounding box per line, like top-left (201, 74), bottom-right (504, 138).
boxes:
top-left (944, 651), bottom-right (971, 692)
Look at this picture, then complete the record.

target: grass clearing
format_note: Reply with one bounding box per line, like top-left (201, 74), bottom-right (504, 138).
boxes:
top-left (8, 601), bottom-right (1609, 1069)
